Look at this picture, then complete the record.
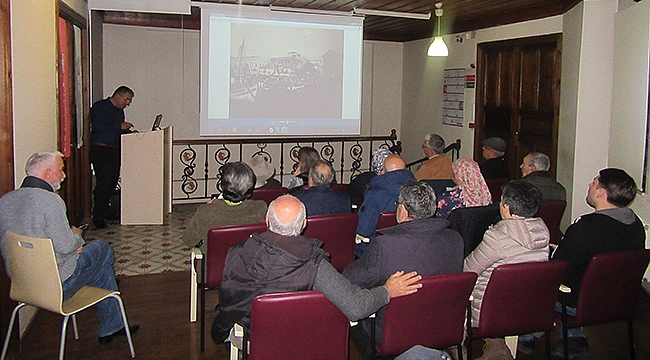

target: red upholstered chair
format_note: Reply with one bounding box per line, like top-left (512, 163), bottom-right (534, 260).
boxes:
top-left (467, 260), bottom-right (569, 360)
top-left (376, 211), bottom-right (398, 232)
top-left (249, 186), bottom-right (288, 205)
top-left (331, 183), bottom-right (350, 193)
top-left (370, 272), bottom-right (478, 359)
top-left (485, 178), bottom-right (508, 203)
top-left (194, 222), bottom-right (267, 351)
top-left (558, 250), bottom-right (650, 360)
top-left (535, 200), bottom-right (566, 244)
top-left (303, 213), bottom-right (358, 272)
top-left (242, 290), bottom-right (349, 360)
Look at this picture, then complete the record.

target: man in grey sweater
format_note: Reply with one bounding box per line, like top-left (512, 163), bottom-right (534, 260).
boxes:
top-left (0, 151), bottom-right (138, 344)
top-left (211, 194), bottom-right (422, 344)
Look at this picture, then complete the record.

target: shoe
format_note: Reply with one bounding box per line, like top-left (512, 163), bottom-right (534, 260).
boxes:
top-left (551, 337), bottom-right (589, 358)
top-left (476, 338), bottom-right (514, 360)
top-left (517, 339), bottom-right (535, 355)
top-left (93, 219), bottom-right (107, 229)
top-left (98, 325), bottom-right (140, 344)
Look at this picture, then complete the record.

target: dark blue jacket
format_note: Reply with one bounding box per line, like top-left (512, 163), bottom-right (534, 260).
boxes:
top-left (356, 169), bottom-right (415, 238)
top-left (293, 186), bottom-right (351, 217)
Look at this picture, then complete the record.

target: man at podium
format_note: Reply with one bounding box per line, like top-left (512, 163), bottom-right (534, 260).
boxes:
top-left (89, 85), bottom-right (135, 229)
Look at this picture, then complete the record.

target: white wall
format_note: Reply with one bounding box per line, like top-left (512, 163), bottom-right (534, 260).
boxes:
top-left (101, 24), bottom-right (402, 139)
top-left (11, 0), bottom-right (59, 186)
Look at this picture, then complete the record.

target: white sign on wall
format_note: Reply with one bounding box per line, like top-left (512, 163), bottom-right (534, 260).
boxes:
top-left (442, 68), bottom-right (465, 127)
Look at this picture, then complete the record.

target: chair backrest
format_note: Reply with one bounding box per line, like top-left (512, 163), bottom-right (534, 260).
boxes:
top-left (574, 249), bottom-right (650, 326)
top-left (420, 179), bottom-right (456, 198)
top-left (475, 260), bottom-right (569, 338)
top-left (376, 211), bottom-right (398, 232)
top-left (447, 204), bottom-right (501, 256)
top-left (248, 290), bottom-right (349, 360)
top-left (249, 187), bottom-right (288, 205)
top-left (377, 272), bottom-right (478, 356)
top-left (4, 232), bottom-right (64, 314)
top-left (330, 183), bottom-right (349, 193)
top-left (485, 178), bottom-right (508, 203)
top-left (535, 200), bottom-right (566, 244)
top-left (205, 223), bottom-right (268, 288)
top-left (303, 213), bottom-right (357, 272)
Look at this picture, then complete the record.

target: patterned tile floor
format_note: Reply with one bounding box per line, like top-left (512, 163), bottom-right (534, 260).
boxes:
top-left (84, 204), bottom-right (199, 276)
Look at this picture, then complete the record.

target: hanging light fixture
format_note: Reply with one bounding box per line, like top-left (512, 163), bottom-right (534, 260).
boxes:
top-left (428, 2), bottom-right (448, 57)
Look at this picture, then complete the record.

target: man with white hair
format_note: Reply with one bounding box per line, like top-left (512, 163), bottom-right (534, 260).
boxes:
top-left (211, 194), bottom-right (422, 345)
top-left (0, 151), bottom-right (138, 344)
top-left (520, 152), bottom-right (566, 201)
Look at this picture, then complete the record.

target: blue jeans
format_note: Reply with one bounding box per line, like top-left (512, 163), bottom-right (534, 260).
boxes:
top-left (555, 301), bottom-right (584, 338)
top-left (518, 302), bottom-right (583, 342)
top-left (62, 240), bottom-right (123, 337)
top-left (394, 345), bottom-right (451, 360)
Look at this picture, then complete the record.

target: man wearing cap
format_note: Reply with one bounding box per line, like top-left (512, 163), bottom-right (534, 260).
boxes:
top-left (247, 154), bottom-right (281, 188)
top-left (479, 137), bottom-right (510, 180)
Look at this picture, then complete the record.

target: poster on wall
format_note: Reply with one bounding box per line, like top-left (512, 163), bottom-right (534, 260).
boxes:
top-left (442, 68), bottom-right (465, 127)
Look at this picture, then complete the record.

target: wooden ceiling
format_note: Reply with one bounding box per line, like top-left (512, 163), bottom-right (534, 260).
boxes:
top-left (101, 0), bottom-right (582, 42)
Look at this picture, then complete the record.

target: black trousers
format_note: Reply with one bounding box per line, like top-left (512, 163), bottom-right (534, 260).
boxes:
top-left (90, 145), bottom-right (120, 222)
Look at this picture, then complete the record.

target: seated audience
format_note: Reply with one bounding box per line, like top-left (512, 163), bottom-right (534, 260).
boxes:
top-left (479, 137), bottom-right (510, 180)
top-left (292, 160), bottom-right (351, 216)
top-left (0, 151), bottom-right (139, 344)
top-left (464, 180), bottom-right (549, 360)
top-left (343, 181), bottom-right (463, 357)
top-left (247, 154), bottom-right (281, 188)
top-left (182, 162), bottom-right (267, 252)
top-left (287, 146), bottom-right (320, 190)
top-left (349, 148), bottom-right (393, 208)
top-left (519, 152), bottom-right (566, 201)
top-left (415, 133), bottom-right (454, 180)
top-left (550, 168), bottom-right (645, 357)
top-left (437, 158), bottom-right (492, 219)
top-left (210, 195), bottom-right (422, 344)
top-left (356, 154), bottom-right (415, 257)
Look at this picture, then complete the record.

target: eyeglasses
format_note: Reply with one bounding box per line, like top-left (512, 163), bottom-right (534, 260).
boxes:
top-left (121, 94), bottom-right (133, 103)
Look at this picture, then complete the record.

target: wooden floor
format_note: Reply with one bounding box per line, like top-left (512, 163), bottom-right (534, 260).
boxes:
top-left (4, 271), bottom-right (650, 360)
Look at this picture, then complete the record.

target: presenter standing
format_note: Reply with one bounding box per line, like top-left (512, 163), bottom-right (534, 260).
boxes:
top-left (90, 86), bottom-right (135, 229)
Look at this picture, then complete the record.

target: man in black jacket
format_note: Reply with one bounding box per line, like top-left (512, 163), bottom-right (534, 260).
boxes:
top-left (211, 194), bottom-right (422, 346)
top-left (550, 168), bottom-right (645, 356)
top-left (343, 181), bottom-right (464, 358)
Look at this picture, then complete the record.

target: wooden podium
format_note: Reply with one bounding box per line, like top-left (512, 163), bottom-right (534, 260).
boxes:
top-left (120, 126), bottom-right (172, 225)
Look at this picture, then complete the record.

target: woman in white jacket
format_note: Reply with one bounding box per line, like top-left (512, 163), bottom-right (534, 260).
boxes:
top-left (464, 180), bottom-right (550, 360)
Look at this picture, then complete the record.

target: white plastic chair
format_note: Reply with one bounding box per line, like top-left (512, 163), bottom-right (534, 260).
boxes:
top-left (0, 232), bottom-right (135, 360)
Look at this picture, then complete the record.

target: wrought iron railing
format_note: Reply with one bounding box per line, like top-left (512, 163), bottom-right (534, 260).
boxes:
top-left (172, 130), bottom-right (401, 203)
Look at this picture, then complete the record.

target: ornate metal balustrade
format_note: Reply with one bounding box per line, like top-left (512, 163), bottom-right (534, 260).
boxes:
top-left (172, 130), bottom-right (401, 203)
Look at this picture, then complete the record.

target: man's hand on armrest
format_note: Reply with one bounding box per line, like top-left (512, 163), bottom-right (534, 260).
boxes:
top-left (383, 270), bottom-right (422, 298)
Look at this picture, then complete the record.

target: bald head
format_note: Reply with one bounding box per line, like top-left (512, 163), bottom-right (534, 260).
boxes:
top-left (266, 195), bottom-right (307, 236)
top-left (383, 155), bottom-right (406, 173)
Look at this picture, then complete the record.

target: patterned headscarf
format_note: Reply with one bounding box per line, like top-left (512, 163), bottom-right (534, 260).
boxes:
top-left (371, 148), bottom-right (393, 175)
top-left (452, 158), bottom-right (492, 207)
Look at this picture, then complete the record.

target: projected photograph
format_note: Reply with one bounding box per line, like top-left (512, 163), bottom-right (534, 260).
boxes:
top-left (228, 22), bottom-right (344, 119)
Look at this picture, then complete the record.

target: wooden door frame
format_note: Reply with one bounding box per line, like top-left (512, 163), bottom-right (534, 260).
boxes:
top-left (0, 0), bottom-right (15, 353)
top-left (474, 34), bottom-right (562, 178)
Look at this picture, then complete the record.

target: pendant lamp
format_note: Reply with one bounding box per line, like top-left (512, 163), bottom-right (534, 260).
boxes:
top-left (428, 3), bottom-right (448, 57)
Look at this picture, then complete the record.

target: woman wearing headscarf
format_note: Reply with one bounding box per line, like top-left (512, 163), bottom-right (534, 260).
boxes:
top-left (436, 157), bottom-right (492, 219)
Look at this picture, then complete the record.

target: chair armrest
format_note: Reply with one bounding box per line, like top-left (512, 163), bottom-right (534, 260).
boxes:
top-left (559, 284), bottom-right (571, 293)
